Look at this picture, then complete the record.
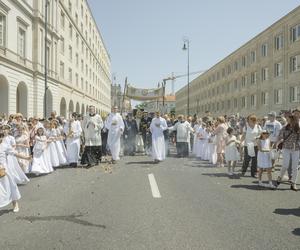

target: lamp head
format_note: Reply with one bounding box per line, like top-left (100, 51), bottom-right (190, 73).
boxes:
top-left (182, 43), bottom-right (187, 50)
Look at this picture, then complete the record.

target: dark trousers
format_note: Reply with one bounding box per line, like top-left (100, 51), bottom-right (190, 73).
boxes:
top-left (124, 136), bottom-right (136, 155)
top-left (176, 142), bottom-right (189, 157)
top-left (190, 134), bottom-right (194, 152)
top-left (81, 145), bottom-right (102, 166)
top-left (242, 146), bottom-right (258, 176)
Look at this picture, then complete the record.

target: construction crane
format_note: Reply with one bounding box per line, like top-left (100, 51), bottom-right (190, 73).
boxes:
top-left (163, 70), bottom-right (206, 95)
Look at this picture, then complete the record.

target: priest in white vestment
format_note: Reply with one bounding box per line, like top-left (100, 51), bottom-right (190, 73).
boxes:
top-left (150, 111), bottom-right (168, 162)
top-left (81, 106), bottom-right (103, 167)
top-left (63, 113), bottom-right (82, 167)
top-left (105, 106), bottom-right (124, 163)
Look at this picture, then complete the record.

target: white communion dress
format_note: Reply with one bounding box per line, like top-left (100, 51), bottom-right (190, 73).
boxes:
top-left (0, 143), bottom-right (21, 208)
top-left (30, 135), bottom-right (54, 174)
top-left (3, 136), bottom-right (29, 185)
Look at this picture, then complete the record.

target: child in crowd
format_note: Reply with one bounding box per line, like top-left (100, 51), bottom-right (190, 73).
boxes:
top-left (0, 132), bottom-right (21, 213)
top-left (225, 127), bottom-right (240, 175)
top-left (207, 125), bottom-right (217, 165)
top-left (256, 130), bottom-right (276, 188)
top-left (30, 127), bottom-right (53, 175)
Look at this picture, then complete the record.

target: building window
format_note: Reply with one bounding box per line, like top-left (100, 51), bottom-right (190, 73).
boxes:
top-left (75, 13), bottom-right (78, 26)
top-left (291, 24), bottom-right (300, 42)
top-left (68, 0), bottom-right (72, 13)
top-left (222, 68), bottom-right (225, 77)
top-left (234, 98), bottom-right (237, 108)
top-left (274, 62), bottom-right (283, 77)
top-left (261, 92), bottom-right (268, 105)
top-left (81, 59), bottom-right (84, 72)
top-left (234, 61), bottom-right (238, 71)
top-left (75, 53), bottom-right (78, 67)
top-left (250, 72), bottom-right (257, 84)
top-left (76, 33), bottom-right (79, 48)
top-left (250, 94), bottom-right (256, 107)
top-left (18, 27), bottom-right (26, 58)
top-left (241, 76), bottom-right (247, 88)
top-left (234, 79), bottom-right (238, 90)
top-left (250, 51), bottom-right (256, 63)
top-left (227, 65), bottom-right (231, 74)
top-left (60, 62), bottom-right (64, 78)
top-left (0, 14), bottom-right (6, 47)
top-left (241, 97), bottom-right (246, 108)
top-left (262, 67), bottom-right (269, 81)
top-left (81, 77), bottom-right (83, 89)
top-left (290, 55), bottom-right (300, 72)
top-left (60, 11), bottom-right (65, 29)
top-left (290, 86), bottom-right (297, 102)
top-left (274, 34), bottom-right (283, 50)
top-left (274, 89), bottom-right (282, 104)
top-left (241, 56), bottom-right (246, 67)
top-left (227, 100), bottom-right (230, 109)
top-left (68, 68), bottom-right (72, 83)
top-left (261, 43), bottom-right (268, 57)
top-left (60, 37), bottom-right (64, 54)
top-left (69, 45), bottom-right (72, 60)
top-left (69, 23), bottom-right (72, 39)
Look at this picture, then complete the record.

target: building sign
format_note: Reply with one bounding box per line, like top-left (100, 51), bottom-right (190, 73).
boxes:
top-left (126, 85), bottom-right (164, 101)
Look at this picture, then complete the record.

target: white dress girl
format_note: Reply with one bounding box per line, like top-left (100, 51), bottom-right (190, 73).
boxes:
top-left (54, 128), bottom-right (68, 166)
top-left (192, 124), bottom-right (201, 156)
top-left (208, 134), bottom-right (217, 165)
top-left (195, 126), bottom-right (206, 158)
top-left (3, 136), bottom-right (29, 185)
top-left (15, 132), bottom-right (31, 173)
top-left (63, 120), bottom-right (82, 164)
top-left (202, 130), bottom-right (210, 161)
top-left (0, 143), bottom-right (21, 209)
top-left (47, 128), bottom-right (60, 168)
top-left (257, 138), bottom-right (272, 169)
top-left (30, 135), bottom-right (53, 174)
top-left (225, 135), bottom-right (240, 162)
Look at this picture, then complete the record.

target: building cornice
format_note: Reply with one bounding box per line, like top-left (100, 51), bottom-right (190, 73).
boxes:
top-left (17, 16), bottom-right (30, 27)
top-left (0, 0), bottom-right (10, 14)
top-left (10, 0), bottom-right (33, 19)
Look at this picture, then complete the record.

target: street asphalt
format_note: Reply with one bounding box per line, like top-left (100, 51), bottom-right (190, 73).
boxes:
top-left (1, 152), bottom-right (300, 250)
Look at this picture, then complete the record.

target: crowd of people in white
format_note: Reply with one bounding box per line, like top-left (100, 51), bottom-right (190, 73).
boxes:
top-left (0, 105), bottom-right (125, 213)
top-left (1, 105), bottom-right (300, 213)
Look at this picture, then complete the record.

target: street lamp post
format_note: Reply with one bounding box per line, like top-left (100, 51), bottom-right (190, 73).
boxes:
top-left (44, 0), bottom-right (50, 118)
top-left (182, 38), bottom-right (190, 116)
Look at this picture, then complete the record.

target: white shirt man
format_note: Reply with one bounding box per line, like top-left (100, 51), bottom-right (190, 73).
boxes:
top-left (263, 111), bottom-right (282, 144)
top-left (169, 116), bottom-right (194, 157)
top-left (150, 112), bottom-right (168, 162)
top-left (81, 106), bottom-right (103, 167)
top-left (105, 106), bottom-right (124, 163)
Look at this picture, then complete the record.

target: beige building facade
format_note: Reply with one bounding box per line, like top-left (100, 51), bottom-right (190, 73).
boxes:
top-left (0, 0), bottom-right (111, 118)
top-left (176, 6), bottom-right (300, 117)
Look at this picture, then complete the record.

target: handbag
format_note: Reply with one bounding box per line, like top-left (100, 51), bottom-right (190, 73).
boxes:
top-left (270, 149), bottom-right (280, 160)
top-left (0, 166), bottom-right (6, 178)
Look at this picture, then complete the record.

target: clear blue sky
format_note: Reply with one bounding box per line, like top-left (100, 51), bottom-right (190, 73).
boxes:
top-left (88, 0), bottom-right (300, 95)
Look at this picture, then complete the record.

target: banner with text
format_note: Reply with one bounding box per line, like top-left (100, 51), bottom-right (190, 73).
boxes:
top-left (126, 85), bottom-right (164, 101)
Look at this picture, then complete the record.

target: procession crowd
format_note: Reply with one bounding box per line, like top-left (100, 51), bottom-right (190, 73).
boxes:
top-left (0, 105), bottom-right (300, 213)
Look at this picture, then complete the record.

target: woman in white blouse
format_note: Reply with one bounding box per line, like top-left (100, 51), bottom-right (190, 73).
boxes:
top-left (241, 114), bottom-right (262, 177)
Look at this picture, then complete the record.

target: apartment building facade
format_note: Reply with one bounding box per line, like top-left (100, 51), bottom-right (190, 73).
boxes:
top-left (0, 0), bottom-right (111, 118)
top-left (176, 6), bottom-right (300, 117)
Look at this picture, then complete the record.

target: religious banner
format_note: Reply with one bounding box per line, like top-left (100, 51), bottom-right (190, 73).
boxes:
top-left (125, 85), bottom-right (164, 101)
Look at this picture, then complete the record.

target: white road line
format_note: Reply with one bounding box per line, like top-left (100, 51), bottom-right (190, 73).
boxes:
top-left (148, 173), bottom-right (161, 198)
